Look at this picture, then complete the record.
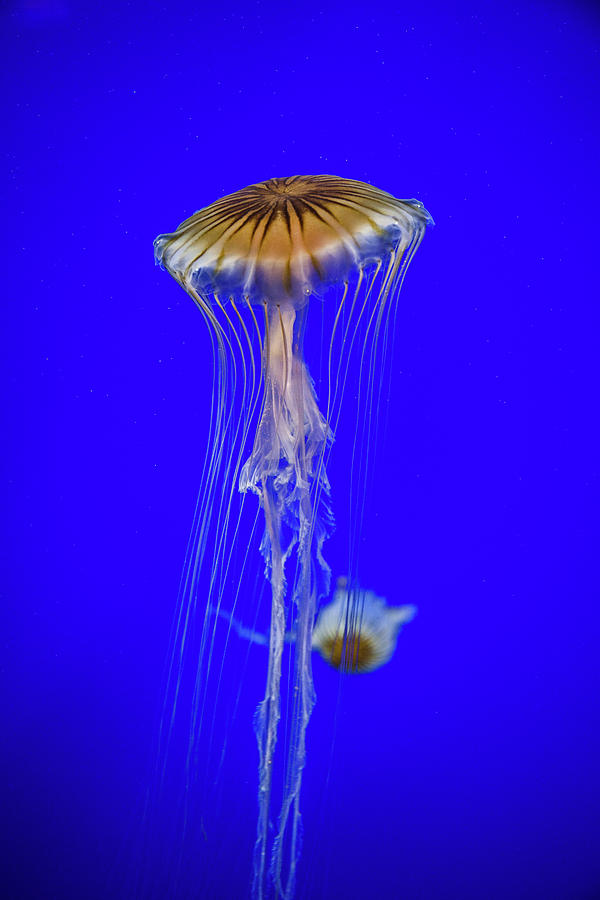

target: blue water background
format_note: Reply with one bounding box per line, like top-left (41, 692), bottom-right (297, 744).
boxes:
top-left (2, 1), bottom-right (599, 898)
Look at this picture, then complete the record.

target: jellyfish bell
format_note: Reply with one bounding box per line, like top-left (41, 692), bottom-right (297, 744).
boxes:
top-left (153, 174), bottom-right (432, 900)
top-left (312, 577), bottom-right (417, 674)
top-left (154, 175), bottom-right (432, 307)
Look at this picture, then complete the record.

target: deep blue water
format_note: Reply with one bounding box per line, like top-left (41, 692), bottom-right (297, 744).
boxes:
top-left (3, 1), bottom-right (600, 898)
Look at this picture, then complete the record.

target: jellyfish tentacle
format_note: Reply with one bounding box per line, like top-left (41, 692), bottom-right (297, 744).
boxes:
top-left (269, 317), bottom-right (326, 900)
top-left (188, 296), bottom-right (246, 768)
top-left (247, 303), bottom-right (291, 900)
top-left (161, 293), bottom-right (232, 757)
top-left (206, 296), bottom-right (268, 771)
top-left (271, 518), bottom-right (316, 900)
top-left (240, 301), bottom-right (332, 900)
top-left (348, 251), bottom-right (399, 582)
top-left (252, 480), bottom-right (286, 900)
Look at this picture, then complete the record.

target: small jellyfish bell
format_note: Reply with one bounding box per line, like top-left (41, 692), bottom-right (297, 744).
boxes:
top-left (312, 577), bottom-right (416, 674)
top-left (210, 576), bottom-right (416, 674)
top-left (154, 175), bottom-right (432, 900)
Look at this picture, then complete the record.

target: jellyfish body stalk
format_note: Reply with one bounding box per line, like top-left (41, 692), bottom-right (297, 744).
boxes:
top-left (241, 300), bottom-right (331, 900)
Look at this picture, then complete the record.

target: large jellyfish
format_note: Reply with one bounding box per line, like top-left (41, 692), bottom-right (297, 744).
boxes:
top-left (154, 175), bottom-right (432, 899)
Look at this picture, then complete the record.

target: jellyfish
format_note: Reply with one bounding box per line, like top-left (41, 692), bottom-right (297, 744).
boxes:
top-left (154, 175), bottom-right (432, 900)
top-left (211, 576), bottom-right (417, 675)
top-left (312, 577), bottom-right (416, 674)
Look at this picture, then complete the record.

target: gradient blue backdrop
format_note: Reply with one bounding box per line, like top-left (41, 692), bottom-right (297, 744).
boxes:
top-left (3, 1), bottom-right (599, 898)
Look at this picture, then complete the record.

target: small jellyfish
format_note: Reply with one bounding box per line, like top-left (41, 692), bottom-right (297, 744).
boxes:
top-left (211, 576), bottom-right (416, 676)
top-left (312, 578), bottom-right (416, 674)
top-left (154, 175), bottom-right (432, 899)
